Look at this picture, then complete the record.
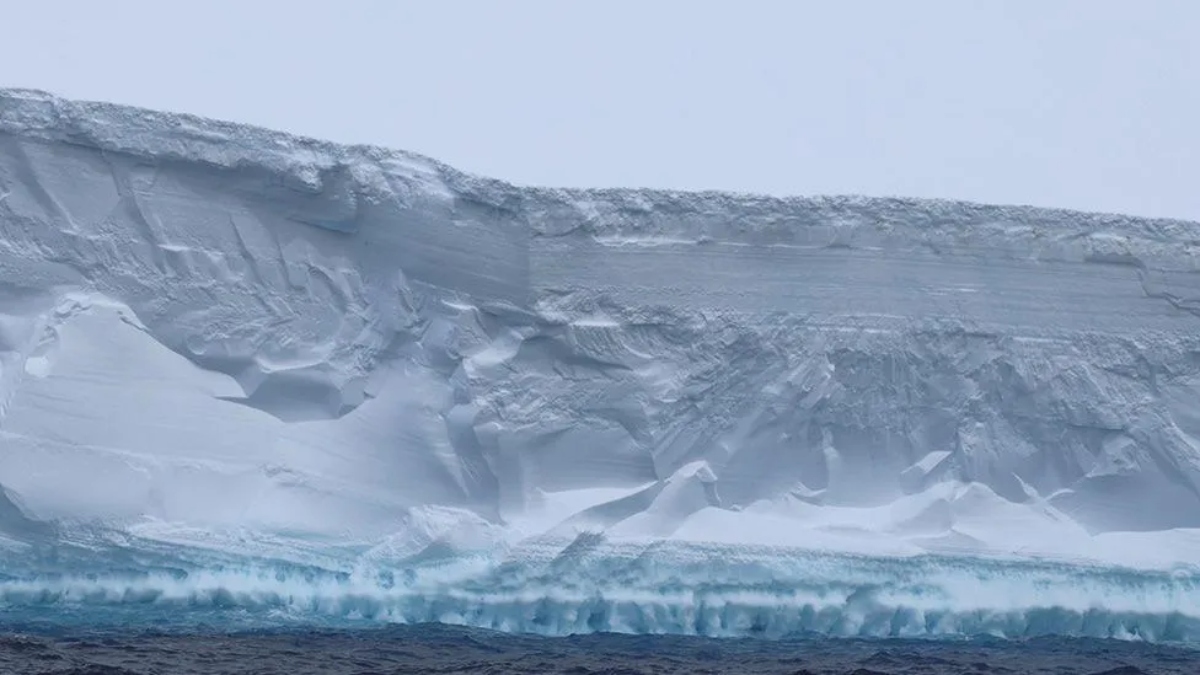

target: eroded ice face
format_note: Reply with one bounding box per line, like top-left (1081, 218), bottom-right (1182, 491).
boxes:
top-left (1, 88), bottom-right (1199, 640)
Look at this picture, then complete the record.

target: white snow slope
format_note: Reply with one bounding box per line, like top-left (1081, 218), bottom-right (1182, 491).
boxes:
top-left (2, 89), bottom-right (1200, 640)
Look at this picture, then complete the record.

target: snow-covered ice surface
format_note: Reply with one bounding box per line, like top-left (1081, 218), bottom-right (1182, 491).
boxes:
top-left (2, 88), bottom-right (1200, 642)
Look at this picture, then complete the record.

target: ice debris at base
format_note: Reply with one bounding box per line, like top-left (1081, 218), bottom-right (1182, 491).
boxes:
top-left (1, 88), bottom-right (1200, 638)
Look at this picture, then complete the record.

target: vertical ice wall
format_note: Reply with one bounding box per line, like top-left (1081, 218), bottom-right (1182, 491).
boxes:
top-left (1, 88), bottom-right (1200, 546)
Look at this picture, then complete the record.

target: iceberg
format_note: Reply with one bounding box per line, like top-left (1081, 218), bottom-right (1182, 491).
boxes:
top-left (1, 88), bottom-right (1199, 640)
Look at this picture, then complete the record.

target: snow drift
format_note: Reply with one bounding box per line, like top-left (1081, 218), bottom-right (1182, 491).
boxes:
top-left (1, 89), bottom-right (1199, 639)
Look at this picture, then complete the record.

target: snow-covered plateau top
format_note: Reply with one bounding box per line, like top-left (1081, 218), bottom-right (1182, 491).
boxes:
top-left (2, 88), bottom-right (1200, 571)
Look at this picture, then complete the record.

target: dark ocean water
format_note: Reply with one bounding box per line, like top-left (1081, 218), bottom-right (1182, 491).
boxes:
top-left (1, 624), bottom-right (1197, 675)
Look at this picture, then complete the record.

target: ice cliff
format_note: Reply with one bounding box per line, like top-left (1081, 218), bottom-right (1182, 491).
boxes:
top-left (1, 87), bottom-right (1200, 569)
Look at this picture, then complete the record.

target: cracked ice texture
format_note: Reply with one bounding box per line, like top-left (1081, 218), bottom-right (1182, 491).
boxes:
top-left (1, 88), bottom-right (1200, 560)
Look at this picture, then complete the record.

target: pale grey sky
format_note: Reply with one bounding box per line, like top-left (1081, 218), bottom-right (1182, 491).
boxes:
top-left (2, 0), bottom-right (1197, 220)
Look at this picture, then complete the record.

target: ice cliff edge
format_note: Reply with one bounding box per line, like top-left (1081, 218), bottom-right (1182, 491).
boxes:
top-left (2, 88), bottom-right (1200, 557)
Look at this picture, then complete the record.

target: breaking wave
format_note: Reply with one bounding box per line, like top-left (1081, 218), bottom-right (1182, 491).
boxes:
top-left (2, 537), bottom-right (1198, 643)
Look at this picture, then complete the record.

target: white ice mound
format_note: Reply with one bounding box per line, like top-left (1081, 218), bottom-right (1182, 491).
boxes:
top-left (2, 88), bottom-right (1200, 570)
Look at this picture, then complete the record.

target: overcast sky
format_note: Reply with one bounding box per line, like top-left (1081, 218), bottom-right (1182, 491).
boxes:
top-left (2, 0), bottom-right (1197, 220)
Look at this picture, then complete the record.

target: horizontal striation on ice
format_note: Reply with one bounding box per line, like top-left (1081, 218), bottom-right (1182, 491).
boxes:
top-left (2, 86), bottom-right (1200, 596)
top-left (2, 538), bottom-right (1199, 642)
